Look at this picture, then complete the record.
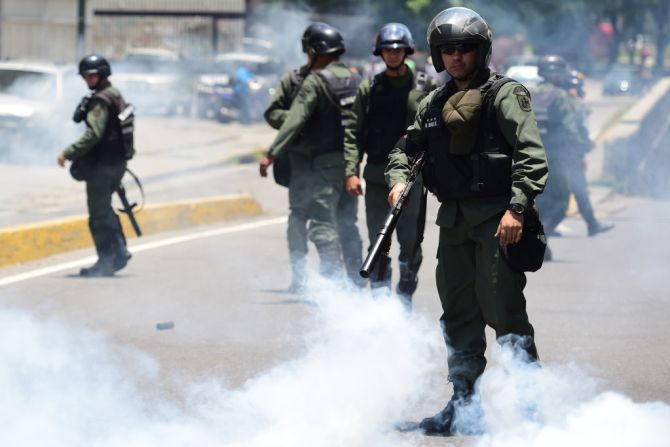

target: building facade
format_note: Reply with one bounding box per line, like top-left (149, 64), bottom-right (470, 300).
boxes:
top-left (0, 0), bottom-right (246, 62)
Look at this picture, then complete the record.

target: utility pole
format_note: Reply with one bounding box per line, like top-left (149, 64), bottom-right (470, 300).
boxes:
top-left (77, 0), bottom-right (86, 57)
top-left (0, 0), bottom-right (4, 59)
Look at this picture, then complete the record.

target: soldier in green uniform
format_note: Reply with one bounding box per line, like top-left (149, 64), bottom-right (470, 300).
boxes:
top-left (343, 23), bottom-right (436, 304)
top-left (264, 23), bottom-right (364, 292)
top-left (386, 8), bottom-right (548, 435)
top-left (57, 54), bottom-right (131, 277)
top-left (259, 23), bottom-right (361, 282)
top-left (533, 55), bottom-right (613, 244)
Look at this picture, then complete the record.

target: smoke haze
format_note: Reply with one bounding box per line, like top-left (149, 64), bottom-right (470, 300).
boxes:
top-left (1, 278), bottom-right (669, 446)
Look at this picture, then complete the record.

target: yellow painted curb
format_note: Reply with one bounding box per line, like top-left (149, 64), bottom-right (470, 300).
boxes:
top-left (0, 194), bottom-right (262, 268)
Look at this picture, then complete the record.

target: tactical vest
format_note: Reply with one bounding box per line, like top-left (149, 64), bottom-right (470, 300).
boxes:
top-left (308, 67), bottom-right (361, 156)
top-left (363, 71), bottom-right (431, 164)
top-left (421, 73), bottom-right (514, 201)
top-left (87, 88), bottom-right (133, 162)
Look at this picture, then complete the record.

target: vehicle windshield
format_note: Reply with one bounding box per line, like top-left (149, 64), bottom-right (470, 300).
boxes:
top-left (606, 68), bottom-right (635, 82)
top-left (0, 69), bottom-right (57, 100)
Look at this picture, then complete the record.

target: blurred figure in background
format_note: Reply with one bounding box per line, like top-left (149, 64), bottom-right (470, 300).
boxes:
top-left (57, 55), bottom-right (132, 277)
top-left (533, 55), bottom-right (613, 251)
top-left (233, 63), bottom-right (254, 124)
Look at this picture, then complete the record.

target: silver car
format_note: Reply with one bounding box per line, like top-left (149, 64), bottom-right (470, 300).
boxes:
top-left (0, 61), bottom-right (84, 164)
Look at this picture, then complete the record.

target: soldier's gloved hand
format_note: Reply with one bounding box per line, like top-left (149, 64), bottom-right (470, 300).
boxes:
top-left (345, 175), bottom-right (363, 197)
top-left (259, 155), bottom-right (275, 177)
top-left (388, 182), bottom-right (406, 207)
top-left (495, 210), bottom-right (524, 247)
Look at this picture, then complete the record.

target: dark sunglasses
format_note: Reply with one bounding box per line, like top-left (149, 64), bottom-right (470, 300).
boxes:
top-left (440, 43), bottom-right (477, 55)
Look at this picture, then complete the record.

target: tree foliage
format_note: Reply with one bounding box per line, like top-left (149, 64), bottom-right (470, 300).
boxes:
top-left (266, 0), bottom-right (669, 69)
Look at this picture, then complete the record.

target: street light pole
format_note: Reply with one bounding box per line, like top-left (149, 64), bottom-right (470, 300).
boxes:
top-left (77, 0), bottom-right (86, 58)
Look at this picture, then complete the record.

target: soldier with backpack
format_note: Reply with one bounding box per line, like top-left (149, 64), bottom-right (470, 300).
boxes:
top-left (57, 54), bottom-right (135, 277)
top-left (264, 23), bottom-right (364, 292)
top-left (259, 23), bottom-right (362, 283)
top-left (386, 8), bottom-right (548, 435)
top-left (344, 22), bottom-right (437, 305)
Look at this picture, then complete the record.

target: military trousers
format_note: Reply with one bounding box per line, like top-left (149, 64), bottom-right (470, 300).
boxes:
top-left (436, 208), bottom-right (538, 384)
top-left (336, 183), bottom-right (364, 286)
top-left (364, 162), bottom-right (423, 291)
top-left (563, 157), bottom-right (597, 226)
top-left (86, 161), bottom-right (127, 255)
top-left (287, 152), bottom-right (345, 278)
top-left (536, 156), bottom-right (571, 235)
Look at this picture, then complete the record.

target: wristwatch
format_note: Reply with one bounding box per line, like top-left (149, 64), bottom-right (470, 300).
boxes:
top-left (507, 203), bottom-right (526, 215)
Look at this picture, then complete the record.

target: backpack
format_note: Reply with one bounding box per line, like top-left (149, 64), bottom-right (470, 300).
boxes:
top-left (314, 67), bottom-right (361, 126)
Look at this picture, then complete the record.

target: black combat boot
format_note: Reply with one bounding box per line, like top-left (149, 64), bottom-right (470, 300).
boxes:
top-left (80, 234), bottom-right (115, 277)
top-left (370, 255), bottom-right (392, 296)
top-left (288, 254), bottom-right (307, 293)
top-left (418, 377), bottom-right (482, 436)
top-left (111, 232), bottom-right (132, 272)
top-left (396, 259), bottom-right (420, 308)
top-left (315, 242), bottom-right (344, 281)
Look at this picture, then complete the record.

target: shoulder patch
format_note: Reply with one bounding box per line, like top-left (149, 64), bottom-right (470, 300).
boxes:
top-left (513, 85), bottom-right (532, 112)
top-left (90, 103), bottom-right (103, 117)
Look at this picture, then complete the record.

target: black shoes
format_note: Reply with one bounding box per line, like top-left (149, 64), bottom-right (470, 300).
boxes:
top-left (79, 259), bottom-right (115, 277)
top-left (587, 220), bottom-right (614, 237)
top-left (80, 246), bottom-right (131, 277)
top-left (418, 400), bottom-right (457, 436)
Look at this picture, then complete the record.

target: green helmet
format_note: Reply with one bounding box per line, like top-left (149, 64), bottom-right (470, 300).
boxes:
top-left (426, 7), bottom-right (492, 73)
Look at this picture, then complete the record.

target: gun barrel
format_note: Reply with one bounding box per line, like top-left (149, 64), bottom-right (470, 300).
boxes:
top-left (359, 212), bottom-right (398, 278)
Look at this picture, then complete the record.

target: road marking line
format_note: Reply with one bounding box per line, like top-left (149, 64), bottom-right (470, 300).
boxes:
top-left (0, 216), bottom-right (287, 287)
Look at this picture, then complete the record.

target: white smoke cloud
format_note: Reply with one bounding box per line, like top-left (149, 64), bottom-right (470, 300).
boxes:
top-left (1, 279), bottom-right (668, 447)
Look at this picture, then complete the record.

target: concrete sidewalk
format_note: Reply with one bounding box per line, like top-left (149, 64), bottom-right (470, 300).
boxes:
top-left (0, 118), bottom-right (276, 228)
top-left (0, 78), bottom-right (656, 268)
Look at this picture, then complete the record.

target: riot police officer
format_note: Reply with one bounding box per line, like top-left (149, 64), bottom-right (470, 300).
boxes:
top-left (264, 23), bottom-right (364, 292)
top-left (57, 54), bottom-right (131, 277)
top-left (259, 24), bottom-right (362, 283)
top-left (534, 55), bottom-right (613, 241)
top-left (386, 8), bottom-right (548, 435)
top-left (343, 23), bottom-right (436, 304)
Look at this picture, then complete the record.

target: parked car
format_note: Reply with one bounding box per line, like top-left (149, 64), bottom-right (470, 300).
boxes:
top-left (192, 52), bottom-right (282, 122)
top-left (602, 65), bottom-right (645, 96)
top-left (112, 48), bottom-right (192, 116)
top-left (505, 64), bottom-right (543, 89)
top-left (0, 61), bottom-right (83, 164)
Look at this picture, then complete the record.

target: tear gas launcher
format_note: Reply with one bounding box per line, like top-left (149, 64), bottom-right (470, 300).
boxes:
top-left (359, 151), bottom-right (425, 278)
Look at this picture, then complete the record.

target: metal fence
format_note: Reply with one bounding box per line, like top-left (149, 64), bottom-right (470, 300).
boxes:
top-left (0, 0), bottom-right (246, 62)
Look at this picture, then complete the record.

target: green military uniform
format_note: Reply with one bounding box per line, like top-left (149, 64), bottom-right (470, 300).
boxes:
top-left (386, 69), bottom-right (548, 384)
top-left (531, 82), bottom-right (588, 235)
top-left (344, 67), bottom-right (436, 299)
top-left (267, 61), bottom-right (361, 280)
top-left (64, 81), bottom-right (128, 272)
top-left (265, 64), bottom-right (363, 287)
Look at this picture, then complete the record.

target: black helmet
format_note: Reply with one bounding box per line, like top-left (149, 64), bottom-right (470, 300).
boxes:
top-left (537, 55), bottom-right (568, 84)
top-left (373, 23), bottom-right (415, 56)
top-left (302, 22), bottom-right (327, 53)
top-left (427, 7), bottom-right (492, 73)
top-left (78, 54), bottom-right (111, 77)
top-left (302, 23), bottom-right (345, 56)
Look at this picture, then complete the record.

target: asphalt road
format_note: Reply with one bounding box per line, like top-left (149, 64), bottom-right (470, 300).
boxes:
top-left (1, 186), bottom-right (669, 445)
top-left (2, 79), bottom-right (668, 445)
